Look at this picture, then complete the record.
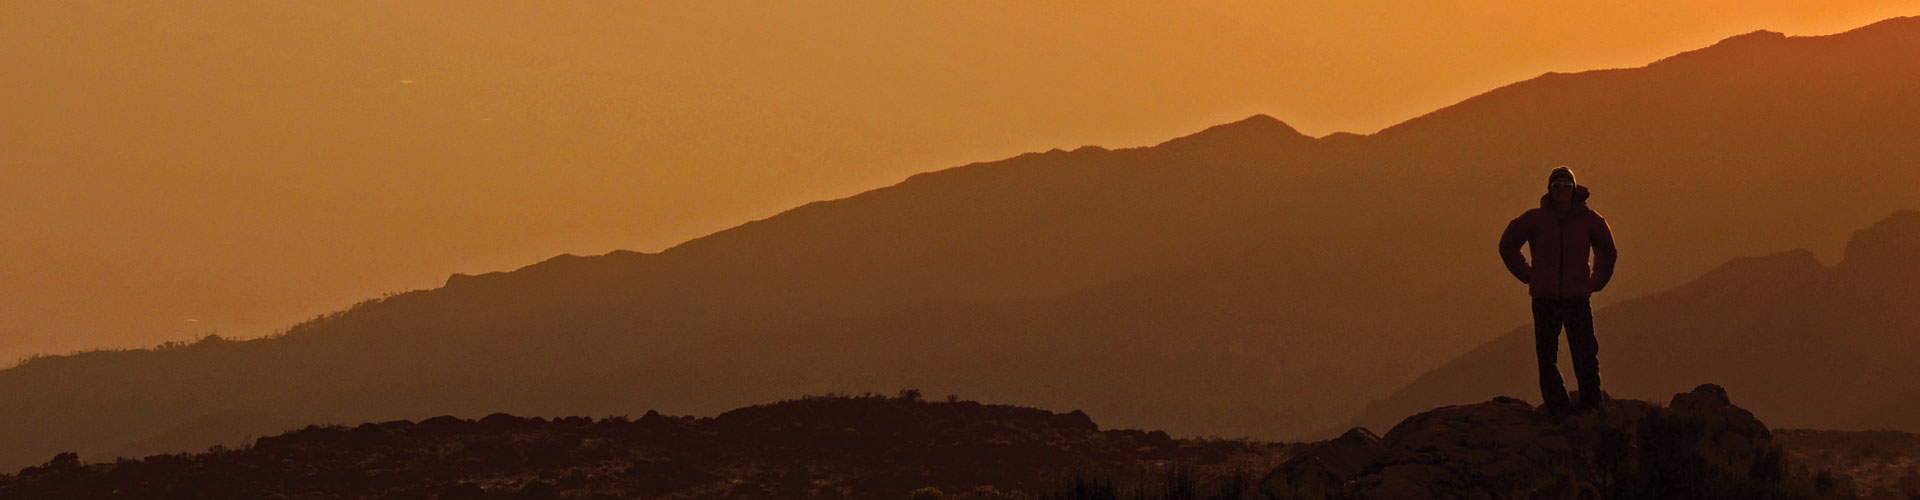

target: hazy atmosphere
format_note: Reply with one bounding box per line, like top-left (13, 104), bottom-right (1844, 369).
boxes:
top-left (12, 4), bottom-right (1920, 498)
top-left (6, 1), bottom-right (1917, 364)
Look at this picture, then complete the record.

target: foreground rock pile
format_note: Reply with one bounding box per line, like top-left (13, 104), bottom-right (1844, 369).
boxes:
top-left (1259, 384), bottom-right (1794, 499)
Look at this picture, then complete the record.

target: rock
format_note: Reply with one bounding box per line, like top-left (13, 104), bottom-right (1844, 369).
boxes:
top-left (1265, 385), bottom-right (1788, 499)
top-left (1258, 427), bottom-right (1385, 499)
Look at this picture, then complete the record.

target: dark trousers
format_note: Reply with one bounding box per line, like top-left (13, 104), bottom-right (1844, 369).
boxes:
top-left (1532, 296), bottom-right (1600, 407)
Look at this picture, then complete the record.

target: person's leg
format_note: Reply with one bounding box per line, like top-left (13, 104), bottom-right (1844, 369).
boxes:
top-left (1531, 297), bottom-right (1572, 409)
top-left (1566, 296), bottom-right (1602, 407)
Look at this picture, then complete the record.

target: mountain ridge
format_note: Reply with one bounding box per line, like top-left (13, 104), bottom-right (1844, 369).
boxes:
top-left (1377, 15), bottom-right (1920, 145)
top-left (443, 112), bottom-right (1312, 293)
top-left (426, 14), bottom-right (1920, 303)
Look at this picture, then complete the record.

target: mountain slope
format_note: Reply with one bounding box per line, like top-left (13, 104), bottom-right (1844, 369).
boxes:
top-left (5, 17), bottom-right (1920, 470)
top-left (1349, 210), bottom-right (1920, 434)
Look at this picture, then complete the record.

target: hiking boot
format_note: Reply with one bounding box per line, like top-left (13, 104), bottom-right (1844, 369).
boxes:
top-left (1569, 390), bottom-right (1609, 417)
top-left (1573, 389), bottom-right (1608, 410)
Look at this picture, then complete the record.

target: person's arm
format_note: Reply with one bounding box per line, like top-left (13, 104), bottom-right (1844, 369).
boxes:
top-left (1498, 216), bottom-right (1532, 284)
top-left (1590, 214), bottom-right (1618, 292)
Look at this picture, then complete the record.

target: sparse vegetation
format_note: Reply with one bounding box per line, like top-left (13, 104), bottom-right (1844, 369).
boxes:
top-left (1776, 429), bottom-right (1920, 499)
top-left (0, 393), bottom-right (1293, 499)
top-left (3, 387), bottom-right (1912, 499)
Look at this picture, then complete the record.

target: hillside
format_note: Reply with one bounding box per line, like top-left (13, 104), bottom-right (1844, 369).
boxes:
top-left (1349, 210), bottom-right (1920, 435)
top-left (5, 17), bottom-right (1920, 470)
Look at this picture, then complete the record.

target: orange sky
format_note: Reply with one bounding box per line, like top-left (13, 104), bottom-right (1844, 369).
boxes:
top-left (3, 1), bottom-right (1918, 364)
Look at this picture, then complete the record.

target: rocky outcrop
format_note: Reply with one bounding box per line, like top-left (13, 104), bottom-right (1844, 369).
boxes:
top-left (1262, 385), bottom-right (1790, 499)
top-left (1258, 427), bottom-right (1385, 499)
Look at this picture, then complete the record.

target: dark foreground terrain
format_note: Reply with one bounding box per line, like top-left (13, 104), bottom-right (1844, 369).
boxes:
top-left (1776, 429), bottom-right (1920, 499)
top-left (3, 386), bottom-right (1910, 499)
top-left (0, 391), bottom-right (1288, 500)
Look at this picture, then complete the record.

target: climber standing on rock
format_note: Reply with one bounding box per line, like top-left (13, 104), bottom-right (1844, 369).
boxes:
top-left (1499, 166), bottom-right (1618, 413)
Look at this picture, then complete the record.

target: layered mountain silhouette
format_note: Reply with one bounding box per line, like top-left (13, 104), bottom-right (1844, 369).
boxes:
top-left (6, 17), bottom-right (1920, 470)
top-left (1350, 210), bottom-right (1920, 434)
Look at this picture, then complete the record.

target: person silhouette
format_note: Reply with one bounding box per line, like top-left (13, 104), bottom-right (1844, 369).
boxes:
top-left (1498, 166), bottom-right (1618, 412)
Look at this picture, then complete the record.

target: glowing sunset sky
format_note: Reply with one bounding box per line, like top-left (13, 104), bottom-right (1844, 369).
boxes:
top-left (2, 1), bottom-right (1917, 363)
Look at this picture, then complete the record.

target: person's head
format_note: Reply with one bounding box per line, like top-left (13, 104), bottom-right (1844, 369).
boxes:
top-left (1548, 166), bottom-right (1576, 208)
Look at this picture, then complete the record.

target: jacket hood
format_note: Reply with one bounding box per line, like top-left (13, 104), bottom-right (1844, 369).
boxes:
top-left (1539, 185), bottom-right (1592, 214)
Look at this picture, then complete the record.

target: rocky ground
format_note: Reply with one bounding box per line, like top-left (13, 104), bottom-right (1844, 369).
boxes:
top-left (1258, 385), bottom-right (1806, 499)
top-left (1776, 429), bottom-right (1920, 499)
top-left (3, 385), bottom-right (1909, 499)
top-left (0, 391), bottom-right (1290, 500)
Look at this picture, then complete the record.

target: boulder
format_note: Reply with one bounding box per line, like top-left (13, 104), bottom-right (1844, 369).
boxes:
top-left (1266, 385), bottom-right (1789, 499)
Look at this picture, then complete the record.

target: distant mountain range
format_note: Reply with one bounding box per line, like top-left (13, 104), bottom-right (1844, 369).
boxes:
top-left (4, 16), bottom-right (1920, 471)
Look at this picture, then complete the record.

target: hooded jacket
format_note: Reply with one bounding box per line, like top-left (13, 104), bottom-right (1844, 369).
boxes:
top-left (1499, 185), bottom-right (1618, 299)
